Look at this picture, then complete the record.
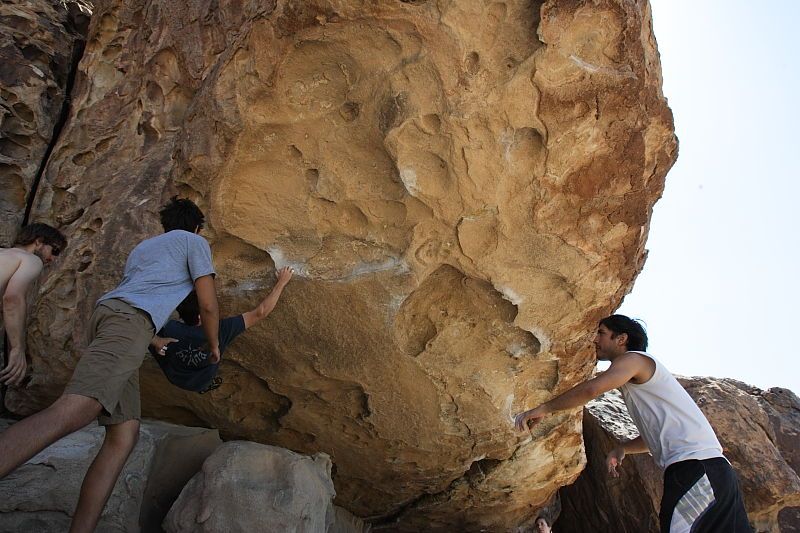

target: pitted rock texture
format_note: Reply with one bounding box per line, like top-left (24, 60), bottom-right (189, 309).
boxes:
top-left (164, 441), bottom-right (336, 533)
top-left (7, 0), bottom-right (676, 530)
top-left (0, 419), bottom-right (221, 532)
top-left (556, 382), bottom-right (800, 533)
top-left (0, 0), bottom-right (90, 245)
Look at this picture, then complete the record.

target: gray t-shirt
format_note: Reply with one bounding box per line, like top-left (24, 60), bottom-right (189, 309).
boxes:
top-left (99, 230), bottom-right (215, 330)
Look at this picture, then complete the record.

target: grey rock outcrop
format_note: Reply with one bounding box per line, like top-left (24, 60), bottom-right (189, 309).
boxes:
top-left (164, 441), bottom-right (336, 533)
top-left (331, 506), bottom-right (371, 533)
top-left (0, 418), bottom-right (220, 532)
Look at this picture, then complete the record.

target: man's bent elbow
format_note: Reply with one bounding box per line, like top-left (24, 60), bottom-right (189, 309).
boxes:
top-left (2, 292), bottom-right (24, 309)
top-left (199, 301), bottom-right (218, 314)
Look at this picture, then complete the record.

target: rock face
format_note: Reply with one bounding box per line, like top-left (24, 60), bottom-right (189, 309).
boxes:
top-left (556, 381), bottom-right (800, 533)
top-left (164, 441), bottom-right (336, 533)
top-left (0, 0), bottom-right (90, 245)
top-left (5, 0), bottom-right (677, 529)
top-left (0, 419), bottom-right (221, 532)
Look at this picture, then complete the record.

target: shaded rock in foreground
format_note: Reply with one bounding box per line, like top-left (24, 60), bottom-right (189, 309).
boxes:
top-left (556, 380), bottom-right (800, 533)
top-left (0, 419), bottom-right (220, 532)
top-left (557, 390), bottom-right (660, 533)
top-left (331, 506), bottom-right (371, 533)
top-left (164, 441), bottom-right (336, 533)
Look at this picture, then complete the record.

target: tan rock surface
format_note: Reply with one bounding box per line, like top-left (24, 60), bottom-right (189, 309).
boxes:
top-left (0, 419), bottom-right (221, 532)
top-left (164, 441), bottom-right (336, 533)
top-left (6, 0), bottom-right (676, 529)
top-left (557, 381), bottom-right (800, 533)
top-left (0, 0), bottom-right (90, 245)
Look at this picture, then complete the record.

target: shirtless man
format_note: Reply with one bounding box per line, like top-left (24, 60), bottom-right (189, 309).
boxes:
top-left (0, 223), bottom-right (67, 386)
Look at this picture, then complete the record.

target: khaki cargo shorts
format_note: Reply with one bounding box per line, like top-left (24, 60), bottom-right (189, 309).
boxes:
top-left (64, 298), bottom-right (155, 425)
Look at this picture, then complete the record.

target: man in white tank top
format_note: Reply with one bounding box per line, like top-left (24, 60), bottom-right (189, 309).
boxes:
top-left (514, 314), bottom-right (752, 532)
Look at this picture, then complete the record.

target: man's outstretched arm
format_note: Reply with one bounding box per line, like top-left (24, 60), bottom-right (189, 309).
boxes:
top-left (194, 274), bottom-right (220, 363)
top-left (0, 256), bottom-right (43, 386)
top-left (514, 353), bottom-right (648, 431)
top-left (242, 267), bottom-right (294, 329)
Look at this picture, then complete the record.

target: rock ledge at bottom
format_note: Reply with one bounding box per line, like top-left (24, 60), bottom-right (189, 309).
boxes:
top-left (0, 418), bottom-right (221, 532)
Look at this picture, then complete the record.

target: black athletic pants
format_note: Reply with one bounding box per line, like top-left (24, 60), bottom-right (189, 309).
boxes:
top-left (660, 457), bottom-right (752, 532)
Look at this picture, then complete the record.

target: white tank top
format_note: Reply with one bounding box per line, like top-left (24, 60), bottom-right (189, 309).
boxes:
top-left (620, 351), bottom-right (723, 469)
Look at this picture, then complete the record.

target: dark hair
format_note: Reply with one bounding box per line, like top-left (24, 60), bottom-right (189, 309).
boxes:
top-left (177, 291), bottom-right (200, 326)
top-left (159, 196), bottom-right (205, 233)
top-left (599, 314), bottom-right (648, 351)
top-left (14, 223), bottom-right (67, 255)
top-left (535, 516), bottom-right (549, 526)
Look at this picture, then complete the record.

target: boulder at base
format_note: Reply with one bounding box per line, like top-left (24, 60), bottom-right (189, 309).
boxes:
top-left (164, 441), bottom-right (337, 533)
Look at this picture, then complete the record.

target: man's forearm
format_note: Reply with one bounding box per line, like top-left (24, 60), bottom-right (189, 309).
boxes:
top-left (254, 283), bottom-right (287, 319)
top-left (541, 382), bottom-right (600, 415)
top-left (2, 294), bottom-right (26, 351)
top-left (194, 275), bottom-right (220, 350)
top-left (199, 305), bottom-right (220, 349)
top-left (622, 436), bottom-right (649, 455)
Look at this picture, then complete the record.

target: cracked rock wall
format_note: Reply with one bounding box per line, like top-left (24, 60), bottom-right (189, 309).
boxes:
top-left (5, 0), bottom-right (676, 530)
top-left (0, 0), bottom-right (90, 245)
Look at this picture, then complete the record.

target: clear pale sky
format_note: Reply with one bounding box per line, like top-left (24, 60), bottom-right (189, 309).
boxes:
top-left (616, 0), bottom-right (800, 393)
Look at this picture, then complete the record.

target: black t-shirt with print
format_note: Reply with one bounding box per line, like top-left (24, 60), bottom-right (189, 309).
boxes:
top-left (151, 315), bottom-right (245, 392)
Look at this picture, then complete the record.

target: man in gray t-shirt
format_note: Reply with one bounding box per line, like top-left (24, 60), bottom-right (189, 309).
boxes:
top-left (100, 229), bottom-right (216, 332)
top-left (0, 197), bottom-right (220, 533)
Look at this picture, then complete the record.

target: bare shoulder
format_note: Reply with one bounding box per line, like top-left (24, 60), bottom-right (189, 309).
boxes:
top-left (0, 248), bottom-right (24, 274)
top-left (609, 352), bottom-right (654, 373)
top-left (620, 352), bottom-right (657, 384)
top-left (1, 249), bottom-right (43, 278)
top-left (17, 250), bottom-right (44, 271)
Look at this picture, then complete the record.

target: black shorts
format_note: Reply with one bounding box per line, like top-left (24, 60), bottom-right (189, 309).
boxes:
top-left (660, 457), bottom-right (752, 532)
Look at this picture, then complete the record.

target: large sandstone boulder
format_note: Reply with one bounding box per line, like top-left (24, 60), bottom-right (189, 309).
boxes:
top-left (164, 441), bottom-right (336, 533)
top-left (0, 0), bottom-right (91, 245)
top-left (0, 418), bottom-right (221, 532)
top-left (556, 381), bottom-right (800, 533)
top-left (6, 0), bottom-right (677, 529)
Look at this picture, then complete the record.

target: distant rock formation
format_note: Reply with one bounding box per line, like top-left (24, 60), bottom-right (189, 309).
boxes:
top-left (557, 380), bottom-right (800, 533)
top-left (2, 0), bottom-right (677, 529)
